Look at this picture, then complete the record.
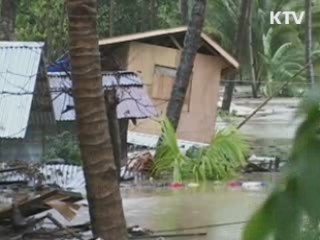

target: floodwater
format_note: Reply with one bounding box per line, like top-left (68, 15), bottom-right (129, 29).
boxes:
top-left (123, 185), bottom-right (267, 240)
top-left (45, 173), bottom-right (279, 240)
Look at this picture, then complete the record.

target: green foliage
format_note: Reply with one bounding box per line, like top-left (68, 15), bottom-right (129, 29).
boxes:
top-left (301, 218), bottom-right (320, 240)
top-left (243, 88), bottom-right (320, 240)
top-left (206, 0), bottom-right (320, 97)
top-left (11, 0), bottom-right (319, 93)
top-left (154, 119), bottom-right (188, 182)
top-left (44, 131), bottom-right (81, 165)
top-left (154, 119), bottom-right (248, 182)
top-left (16, 0), bottom-right (68, 61)
top-left (260, 28), bottom-right (306, 96)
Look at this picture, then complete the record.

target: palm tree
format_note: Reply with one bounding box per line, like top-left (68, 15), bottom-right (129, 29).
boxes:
top-left (0, 0), bottom-right (20, 40)
top-left (221, 0), bottom-right (249, 111)
top-left (166, 0), bottom-right (207, 130)
top-left (260, 28), bottom-right (305, 96)
top-left (208, 0), bottom-right (306, 103)
top-left (180, 0), bottom-right (189, 24)
top-left (247, 0), bottom-right (258, 97)
top-left (66, 0), bottom-right (127, 239)
top-left (305, 0), bottom-right (315, 86)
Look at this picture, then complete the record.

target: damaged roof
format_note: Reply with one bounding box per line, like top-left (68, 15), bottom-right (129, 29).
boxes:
top-left (0, 42), bottom-right (44, 138)
top-left (48, 71), bottom-right (157, 121)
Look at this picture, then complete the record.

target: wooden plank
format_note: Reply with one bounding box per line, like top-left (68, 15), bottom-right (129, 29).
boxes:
top-left (99, 27), bottom-right (187, 46)
top-left (0, 190), bottom-right (82, 222)
top-left (169, 35), bottom-right (182, 50)
top-left (200, 33), bottom-right (239, 69)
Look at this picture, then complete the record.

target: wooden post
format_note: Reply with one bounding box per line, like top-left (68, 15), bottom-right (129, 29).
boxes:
top-left (104, 88), bottom-right (122, 180)
top-left (119, 119), bottom-right (129, 167)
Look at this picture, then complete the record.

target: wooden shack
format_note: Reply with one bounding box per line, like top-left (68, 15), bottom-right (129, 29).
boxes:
top-left (98, 27), bottom-right (239, 143)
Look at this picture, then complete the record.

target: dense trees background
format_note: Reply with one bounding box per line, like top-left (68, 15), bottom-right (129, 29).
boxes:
top-left (1, 0), bottom-right (320, 98)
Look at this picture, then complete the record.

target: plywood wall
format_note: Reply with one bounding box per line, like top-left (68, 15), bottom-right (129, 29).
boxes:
top-left (126, 42), bottom-right (225, 143)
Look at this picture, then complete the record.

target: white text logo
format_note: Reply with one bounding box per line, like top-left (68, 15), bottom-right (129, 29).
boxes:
top-left (270, 11), bottom-right (305, 25)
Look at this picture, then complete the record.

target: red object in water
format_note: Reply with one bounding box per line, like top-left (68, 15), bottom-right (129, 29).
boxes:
top-left (228, 181), bottom-right (242, 187)
top-left (170, 182), bottom-right (185, 189)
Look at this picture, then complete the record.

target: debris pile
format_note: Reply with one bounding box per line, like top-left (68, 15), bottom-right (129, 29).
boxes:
top-left (121, 151), bottom-right (155, 181)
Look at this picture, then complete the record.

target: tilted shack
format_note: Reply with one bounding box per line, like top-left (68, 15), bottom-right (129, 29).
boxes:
top-left (98, 27), bottom-right (239, 143)
top-left (0, 42), bottom-right (55, 161)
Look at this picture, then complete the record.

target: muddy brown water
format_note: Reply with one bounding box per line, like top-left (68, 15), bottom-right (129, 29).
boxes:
top-left (0, 173), bottom-right (281, 240)
top-left (123, 187), bottom-right (266, 240)
top-left (121, 173), bottom-right (281, 240)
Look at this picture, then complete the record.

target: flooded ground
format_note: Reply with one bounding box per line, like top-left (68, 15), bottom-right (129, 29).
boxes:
top-left (123, 185), bottom-right (267, 240)
top-left (122, 173), bottom-right (280, 240)
top-left (43, 173), bottom-right (280, 240)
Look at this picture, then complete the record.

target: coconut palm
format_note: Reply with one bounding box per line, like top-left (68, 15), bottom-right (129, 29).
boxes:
top-left (166, 0), bottom-right (207, 130)
top-left (66, 0), bottom-right (127, 239)
top-left (260, 28), bottom-right (305, 96)
top-left (207, 0), bottom-right (308, 103)
top-left (305, 0), bottom-right (315, 86)
top-left (0, 0), bottom-right (20, 40)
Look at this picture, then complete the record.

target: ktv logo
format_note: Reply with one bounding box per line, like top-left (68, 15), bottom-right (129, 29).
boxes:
top-left (270, 11), bottom-right (305, 25)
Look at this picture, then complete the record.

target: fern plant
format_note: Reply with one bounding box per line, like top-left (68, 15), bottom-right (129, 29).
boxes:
top-left (154, 119), bottom-right (249, 182)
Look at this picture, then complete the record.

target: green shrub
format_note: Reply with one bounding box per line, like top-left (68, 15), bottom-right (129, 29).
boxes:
top-left (154, 119), bottom-right (249, 182)
top-left (44, 131), bottom-right (81, 165)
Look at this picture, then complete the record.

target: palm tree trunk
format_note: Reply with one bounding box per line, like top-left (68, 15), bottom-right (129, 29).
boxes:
top-left (0, 0), bottom-right (20, 40)
top-left (66, 0), bottom-right (127, 239)
top-left (109, 0), bottom-right (114, 37)
top-left (180, 0), bottom-right (189, 25)
top-left (119, 119), bottom-right (129, 167)
top-left (247, 0), bottom-right (258, 98)
top-left (221, 0), bottom-right (249, 111)
top-left (166, 0), bottom-right (207, 130)
top-left (305, 0), bottom-right (315, 86)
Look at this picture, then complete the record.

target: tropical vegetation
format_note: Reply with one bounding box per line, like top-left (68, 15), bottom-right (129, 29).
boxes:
top-left (4, 0), bottom-right (320, 94)
top-left (44, 131), bottom-right (81, 165)
top-left (154, 119), bottom-right (249, 182)
top-left (243, 88), bottom-right (320, 240)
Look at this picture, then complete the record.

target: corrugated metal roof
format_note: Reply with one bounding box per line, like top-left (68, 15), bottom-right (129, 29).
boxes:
top-left (0, 42), bottom-right (44, 138)
top-left (116, 87), bottom-right (157, 119)
top-left (48, 71), bottom-right (143, 86)
top-left (48, 72), bottom-right (157, 121)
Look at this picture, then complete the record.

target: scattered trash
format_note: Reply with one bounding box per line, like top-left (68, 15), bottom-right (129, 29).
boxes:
top-left (226, 181), bottom-right (267, 191)
top-left (170, 182), bottom-right (185, 189)
top-left (187, 182), bottom-right (200, 188)
top-left (245, 155), bottom-right (281, 172)
top-left (120, 151), bottom-right (156, 183)
top-left (241, 181), bottom-right (266, 191)
top-left (227, 181), bottom-right (242, 188)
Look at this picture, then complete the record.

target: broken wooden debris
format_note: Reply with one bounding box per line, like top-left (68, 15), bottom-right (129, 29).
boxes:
top-left (0, 189), bottom-right (82, 224)
top-left (1, 213), bottom-right (85, 240)
top-left (121, 151), bottom-right (155, 181)
top-left (245, 155), bottom-right (281, 172)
